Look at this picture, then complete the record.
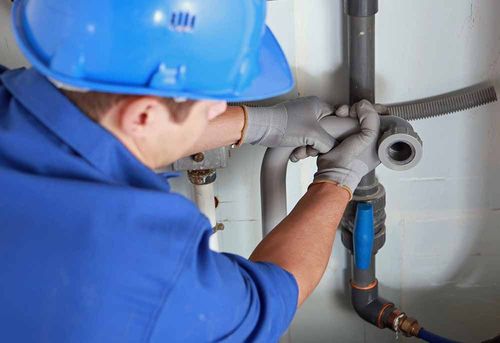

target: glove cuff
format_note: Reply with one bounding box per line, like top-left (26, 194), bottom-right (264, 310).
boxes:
top-left (241, 105), bottom-right (287, 146)
top-left (314, 160), bottom-right (369, 198)
top-left (234, 106), bottom-right (249, 147)
top-left (309, 180), bottom-right (353, 200)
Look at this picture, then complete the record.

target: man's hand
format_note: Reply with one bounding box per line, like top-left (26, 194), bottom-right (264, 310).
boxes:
top-left (241, 97), bottom-right (335, 161)
top-left (313, 100), bottom-right (381, 196)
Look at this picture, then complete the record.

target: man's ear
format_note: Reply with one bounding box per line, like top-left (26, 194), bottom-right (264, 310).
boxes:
top-left (118, 97), bottom-right (167, 137)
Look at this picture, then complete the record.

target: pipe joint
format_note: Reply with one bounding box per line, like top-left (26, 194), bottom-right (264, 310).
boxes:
top-left (319, 115), bottom-right (423, 171)
top-left (341, 182), bottom-right (386, 254)
top-left (351, 286), bottom-right (394, 328)
top-left (386, 309), bottom-right (421, 337)
top-left (378, 116), bottom-right (423, 171)
top-left (379, 128), bottom-right (421, 170)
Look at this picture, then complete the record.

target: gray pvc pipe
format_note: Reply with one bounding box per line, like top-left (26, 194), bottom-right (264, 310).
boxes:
top-left (260, 147), bottom-right (294, 236)
top-left (349, 12), bottom-right (376, 189)
top-left (260, 117), bottom-right (359, 236)
top-left (260, 115), bottom-right (421, 236)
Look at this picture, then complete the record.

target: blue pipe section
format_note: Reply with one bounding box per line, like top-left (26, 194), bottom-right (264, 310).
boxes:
top-left (353, 203), bottom-right (374, 270)
top-left (418, 328), bottom-right (462, 343)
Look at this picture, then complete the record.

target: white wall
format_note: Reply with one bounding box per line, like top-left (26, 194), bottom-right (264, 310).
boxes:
top-left (2, 0), bottom-right (499, 342)
top-left (0, 2), bottom-right (27, 67)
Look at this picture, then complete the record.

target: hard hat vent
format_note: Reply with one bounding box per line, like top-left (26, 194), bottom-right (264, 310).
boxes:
top-left (170, 12), bottom-right (196, 32)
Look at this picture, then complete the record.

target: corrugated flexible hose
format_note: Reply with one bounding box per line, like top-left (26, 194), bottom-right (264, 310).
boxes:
top-left (380, 83), bottom-right (497, 120)
top-left (231, 83), bottom-right (497, 121)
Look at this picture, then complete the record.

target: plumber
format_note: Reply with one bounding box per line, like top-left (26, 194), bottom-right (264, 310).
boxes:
top-left (0, 0), bottom-right (380, 341)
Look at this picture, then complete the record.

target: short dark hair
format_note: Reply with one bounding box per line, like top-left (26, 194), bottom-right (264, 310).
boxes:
top-left (61, 89), bottom-right (192, 122)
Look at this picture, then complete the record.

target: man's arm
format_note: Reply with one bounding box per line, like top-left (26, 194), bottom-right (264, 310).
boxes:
top-left (250, 182), bottom-right (349, 306)
top-left (183, 97), bottom-right (336, 160)
top-left (183, 106), bottom-right (245, 156)
top-left (250, 100), bottom-right (381, 307)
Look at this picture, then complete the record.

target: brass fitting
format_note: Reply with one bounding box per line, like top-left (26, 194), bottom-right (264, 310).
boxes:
top-left (188, 169), bottom-right (216, 185)
top-left (399, 316), bottom-right (421, 337)
top-left (213, 223), bottom-right (225, 233)
top-left (386, 309), bottom-right (421, 337)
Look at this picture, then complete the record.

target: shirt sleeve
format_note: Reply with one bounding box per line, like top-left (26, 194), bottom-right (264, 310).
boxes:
top-left (149, 226), bottom-right (298, 343)
top-left (0, 65), bottom-right (7, 74)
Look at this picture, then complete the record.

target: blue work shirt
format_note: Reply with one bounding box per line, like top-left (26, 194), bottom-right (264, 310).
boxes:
top-left (0, 66), bottom-right (298, 343)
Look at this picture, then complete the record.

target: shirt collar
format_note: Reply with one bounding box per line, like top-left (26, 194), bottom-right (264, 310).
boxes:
top-left (1, 67), bottom-right (172, 192)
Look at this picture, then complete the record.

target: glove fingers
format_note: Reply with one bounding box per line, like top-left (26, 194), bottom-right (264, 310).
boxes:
top-left (337, 100), bottom-right (383, 119)
top-left (335, 105), bottom-right (350, 118)
top-left (315, 100), bottom-right (381, 194)
top-left (306, 146), bottom-right (320, 157)
top-left (309, 128), bottom-right (337, 154)
top-left (356, 100), bottom-right (380, 141)
top-left (290, 146), bottom-right (321, 162)
top-left (290, 146), bottom-right (308, 162)
top-left (317, 101), bottom-right (335, 120)
top-left (349, 105), bottom-right (358, 118)
top-left (373, 103), bottom-right (388, 114)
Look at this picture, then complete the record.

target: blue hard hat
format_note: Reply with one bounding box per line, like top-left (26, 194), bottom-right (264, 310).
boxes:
top-left (11, 0), bottom-right (294, 102)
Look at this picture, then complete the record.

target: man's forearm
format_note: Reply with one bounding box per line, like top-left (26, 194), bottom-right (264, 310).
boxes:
top-left (250, 182), bottom-right (350, 306)
top-left (184, 106), bottom-right (245, 156)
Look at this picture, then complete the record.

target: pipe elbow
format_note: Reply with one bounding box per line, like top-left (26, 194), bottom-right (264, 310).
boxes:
top-left (351, 284), bottom-right (394, 328)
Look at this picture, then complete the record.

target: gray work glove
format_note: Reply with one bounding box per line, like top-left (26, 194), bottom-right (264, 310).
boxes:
top-left (313, 100), bottom-right (381, 196)
top-left (241, 96), bottom-right (336, 162)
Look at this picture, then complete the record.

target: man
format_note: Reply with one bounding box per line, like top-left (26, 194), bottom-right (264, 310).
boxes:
top-left (0, 0), bottom-right (380, 342)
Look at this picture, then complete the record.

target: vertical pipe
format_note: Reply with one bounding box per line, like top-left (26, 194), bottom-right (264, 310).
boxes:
top-left (352, 203), bottom-right (376, 287)
top-left (348, 16), bottom-right (375, 104)
top-left (193, 183), bottom-right (220, 251)
top-left (352, 255), bottom-right (376, 287)
top-left (260, 147), bottom-right (295, 237)
top-left (353, 203), bottom-right (375, 269)
top-left (344, 0), bottom-right (395, 331)
top-left (346, 0), bottom-right (378, 190)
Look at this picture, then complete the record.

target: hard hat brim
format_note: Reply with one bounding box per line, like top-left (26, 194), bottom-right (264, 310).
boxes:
top-left (229, 27), bottom-right (295, 102)
top-left (12, 0), bottom-right (294, 102)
